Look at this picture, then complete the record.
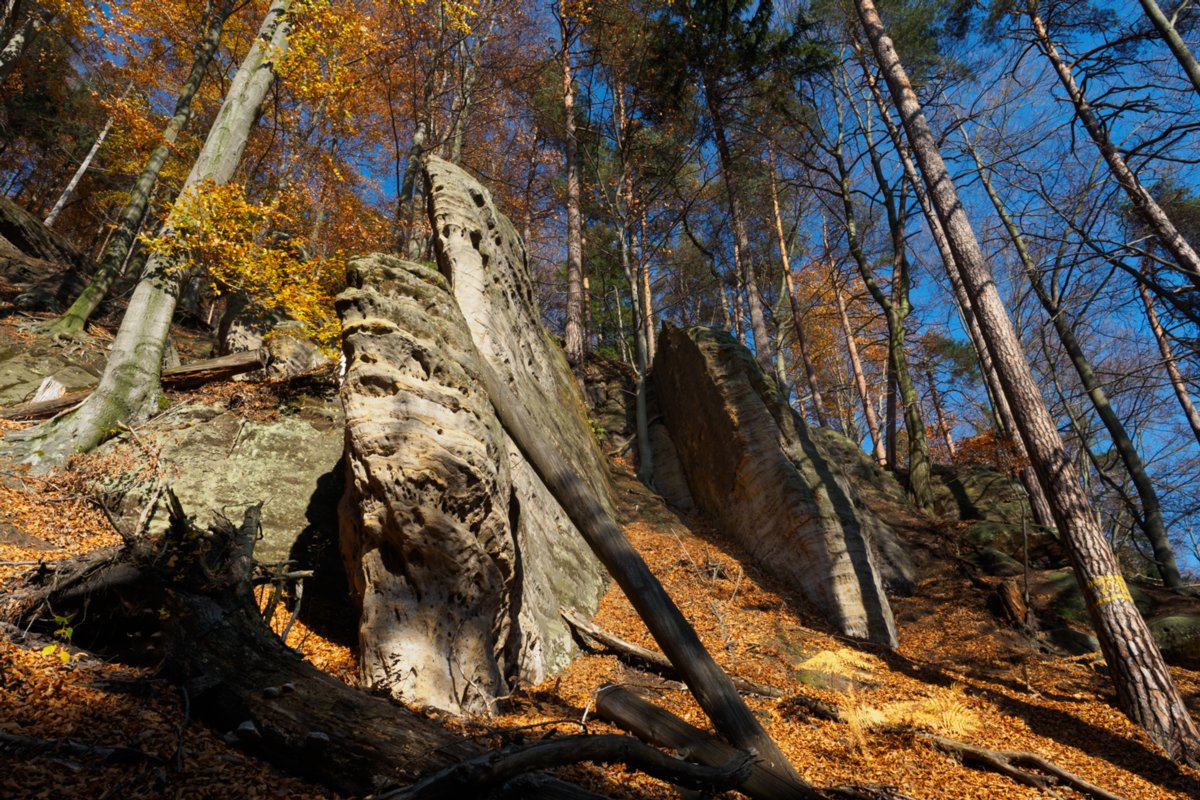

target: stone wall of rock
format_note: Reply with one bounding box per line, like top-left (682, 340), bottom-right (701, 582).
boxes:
top-left (653, 324), bottom-right (899, 646)
top-left (338, 255), bottom-right (606, 714)
top-left (425, 156), bottom-right (615, 519)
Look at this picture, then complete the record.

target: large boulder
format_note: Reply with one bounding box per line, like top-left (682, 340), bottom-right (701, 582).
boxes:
top-left (93, 399), bottom-right (345, 565)
top-left (338, 254), bottom-right (607, 716)
top-left (424, 156), bottom-right (616, 519)
top-left (653, 323), bottom-right (900, 646)
top-left (0, 196), bottom-right (88, 311)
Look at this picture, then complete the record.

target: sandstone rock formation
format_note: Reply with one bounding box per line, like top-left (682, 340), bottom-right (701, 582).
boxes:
top-left (337, 248), bottom-right (606, 714)
top-left (653, 323), bottom-right (899, 646)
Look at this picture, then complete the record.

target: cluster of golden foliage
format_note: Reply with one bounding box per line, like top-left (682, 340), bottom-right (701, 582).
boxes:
top-left (143, 181), bottom-right (344, 350)
top-left (952, 429), bottom-right (1029, 473)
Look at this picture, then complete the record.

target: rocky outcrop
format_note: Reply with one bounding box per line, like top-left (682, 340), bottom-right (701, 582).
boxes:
top-left (653, 323), bottom-right (899, 646)
top-left (94, 399), bottom-right (344, 565)
top-left (0, 196), bottom-right (87, 311)
top-left (425, 156), bottom-right (615, 519)
top-left (337, 255), bottom-right (606, 715)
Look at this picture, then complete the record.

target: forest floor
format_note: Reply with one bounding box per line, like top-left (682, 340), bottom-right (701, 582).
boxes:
top-left (1, 317), bottom-right (1199, 798)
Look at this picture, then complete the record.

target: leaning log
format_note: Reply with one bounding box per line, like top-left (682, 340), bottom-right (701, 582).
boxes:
top-left (476, 359), bottom-right (805, 785)
top-left (595, 685), bottom-right (820, 800)
top-left (0, 350), bottom-right (266, 420)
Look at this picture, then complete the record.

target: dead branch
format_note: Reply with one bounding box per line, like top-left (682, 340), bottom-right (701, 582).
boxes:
top-left (0, 730), bottom-right (163, 765)
top-left (0, 350), bottom-right (266, 420)
top-left (379, 734), bottom-right (753, 800)
top-left (921, 733), bottom-right (1125, 800)
top-left (560, 607), bottom-right (782, 698)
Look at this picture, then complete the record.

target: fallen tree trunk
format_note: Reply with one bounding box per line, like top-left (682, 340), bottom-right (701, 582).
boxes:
top-left (0, 350), bottom-right (266, 420)
top-left (560, 608), bottom-right (782, 698)
top-left (1, 498), bottom-right (624, 798)
top-left (595, 684), bottom-right (820, 800)
top-left (477, 359), bottom-right (804, 785)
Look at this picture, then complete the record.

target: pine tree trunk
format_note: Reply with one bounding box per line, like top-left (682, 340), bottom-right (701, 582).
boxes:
top-left (1137, 0), bottom-right (1200, 99)
top-left (857, 0), bottom-right (1200, 762)
top-left (1028, 6), bottom-right (1200, 291)
top-left (45, 2), bottom-right (234, 336)
top-left (1138, 270), bottom-right (1200, 448)
top-left (853, 37), bottom-right (1056, 530)
top-left (14, 0), bottom-right (294, 468)
top-left (965, 132), bottom-right (1182, 588)
top-left (703, 84), bottom-right (770, 369)
top-left (560, 4), bottom-right (585, 369)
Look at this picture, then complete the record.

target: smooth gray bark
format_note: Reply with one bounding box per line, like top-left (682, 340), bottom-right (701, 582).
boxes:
top-left (13, 0), bottom-right (294, 467)
top-left (46, 1), bottom-right (235, 336)
top-left (1138, 0), bottom-right (1200, 99)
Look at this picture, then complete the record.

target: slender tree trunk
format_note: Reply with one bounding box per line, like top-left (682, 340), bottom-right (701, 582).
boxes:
top-left (559, 4), bottom-right (585, 369)
top-left (45, 1), bottom-right (234, 336)
top-left (925, 367), bottom-right (955, 457)
top-left (15, 0), bottom-right (294, 467)
top-left (703, 83), bottom-right (770, 368)
top-left (964, 132), bottom-right (1183, 588)
top-left (768, 147), bottom-right (825, 421)
top-left (44, 117), bottom-right (113, 227)
top-left (1138, 269), bottom-right (1200, 448)
top-left (853, 37), bottom-right (1056, 529)
top-left (858, 0), bottom-right (1200, 762)
top-left (834, 276), bottom-right (885, 464)
top-left (833, 119), bottom-right (933, 509)
top-left (1028, 5), bottom-right (1200, 291)
top-left (638, 210), bottom-right (655, 363)
top-left (1137, 0), bottom-right (1200, 99)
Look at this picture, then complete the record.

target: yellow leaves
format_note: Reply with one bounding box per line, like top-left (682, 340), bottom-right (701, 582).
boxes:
top-left (144, 181), bottom-right (342, 351)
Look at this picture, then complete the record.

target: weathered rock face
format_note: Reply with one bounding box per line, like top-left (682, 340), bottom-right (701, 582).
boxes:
top-left (0, 196), bottom-right (87, 311)
top-left (337, 255), bottom-right (606, 715)
top-left (653, 323), bottom-right (899, 646)
top-left (425, 156), bottom-right (616, 520)
top-left (95, 400), bottom-right (344, 565)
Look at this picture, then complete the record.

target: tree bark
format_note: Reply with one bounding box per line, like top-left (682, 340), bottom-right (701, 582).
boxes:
top-left (1137, 0), bottom-right (1200, 101)
top-left (857, 0), bottom-right (1200, 762)
top-left (559, 3), bottom-right (585, 369)
top-left (703, 83), bottom-right (771, 369)
top-left (852, 37), bottom-right (1057, 530)
top-left (1028, 5), bottom-right (1200, 291)
top-left (1138, 269), bottom-right (1200, 448)
top-left (964, 131), bottom-right (1182, 588)
top-left (45, 0), bottom-right (235, 337)
top-left (12, 0), bottom-right (294, 468)
top-left (768, 146), bottom-right (827, 424)
top-left (475, 360), bottom-right (804, 785)
top-left (44, 117), bottom-right (113, 227)
top-left (0, 12), bottom-right (37, 86)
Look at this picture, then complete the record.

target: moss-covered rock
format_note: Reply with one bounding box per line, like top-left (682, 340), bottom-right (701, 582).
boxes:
top-left (1149, 615), bottom-right (1200, 670)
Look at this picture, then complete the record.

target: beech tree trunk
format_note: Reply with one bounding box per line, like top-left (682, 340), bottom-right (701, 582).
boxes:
top-left (44, 117), bottom-right (113, 227)
top-left (964, 132), bottom-right (1183, 588)
top-left (833, 118), bottom-right (933, 510)
top-left (13, 0), bottom-right (294, 468)
top-left (559, 3), bottom-right (585, 369)
top-left (0, 11), bottom-right (37, 86)
top-left (857, 0), bottom-right (1200, 763)
top-left (45, 1), bottom-right (235, 336)
top-left (1028, 5), bottom-right (1200, 291)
